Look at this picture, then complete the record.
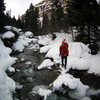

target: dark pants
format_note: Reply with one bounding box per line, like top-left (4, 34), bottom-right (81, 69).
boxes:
top-left (61, 56), bottom-right (67, 69)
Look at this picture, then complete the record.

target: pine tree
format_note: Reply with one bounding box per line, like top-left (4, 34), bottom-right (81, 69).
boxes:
top-left (16, 16), bottom-right (24, 29)
top-left (67, 0), bottom-right (100, 43)
top-left (5, 10), bottom-right (13, 26)
top-left (51, 0), bottom-right (64, 32)
top-left (22, 4), bottom-right (39, 35)
top-left (42, 13), bottom-right (50, 34)
top-left (50, 11), bottom-right (59, 33)
top-left (55, 1), bottom-right (64, 31)
top-left (0, 0), bottom-right (5, 32)
top-left (49, 0), bottom-right (63, 32)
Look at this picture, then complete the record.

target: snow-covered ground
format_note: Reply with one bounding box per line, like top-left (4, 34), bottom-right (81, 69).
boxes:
top-left (0, 26), bottom-right (37, 100)
top-left (38, 32), bottom-right (100, 75)
top-left (52, 73), bottom-right (89, 99)
top-left (38, 33), bottom-right (100, 100)
top-left (0, 25), bottom-right (100, 100)
top-left (5, 26), bottom-right (22, 33)
top-left (0, 39), bottom-right (17, 100)
top-left (12, 31), bottom-right (37, 52)
top-left (37, 32), bottom-right (100, 99)
top-left (2, 31), bottom-right (15, 39)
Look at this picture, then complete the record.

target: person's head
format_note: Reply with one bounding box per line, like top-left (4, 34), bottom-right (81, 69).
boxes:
top-left (62, 41), bottom-right (65, 46)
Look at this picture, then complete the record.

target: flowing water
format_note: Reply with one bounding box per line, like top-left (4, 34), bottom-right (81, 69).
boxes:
top-left (8, 42), bottom-right (100, 100)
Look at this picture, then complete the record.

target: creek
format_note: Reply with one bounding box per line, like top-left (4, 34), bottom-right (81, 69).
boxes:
top-left (8, 42), bottom-right (100, 100)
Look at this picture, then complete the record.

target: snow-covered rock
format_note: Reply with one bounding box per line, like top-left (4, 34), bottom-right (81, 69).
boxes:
top-left (5, 26), bottom-right (22, 33)
top-left (38, 59), bottom-right (54, 70)
top-left (52, 73), bottom-right (89, 99)
top-left (12, 32), bottom-right (36, 52)
top-left (40, 45), bottom-right (51, 53)
top-left (32, 85), bottom-right (52, 100)
top-left (13, 39), bottom-right (29, 52)
top-left (38, 34), bottom-right (53, 46)
top-left (24, 31), bottom-right (34, 38)
top-left (2, 31), bottom-right (15, 39)
top-left (38, 88), bottom-right (52, 100)
top-left (0, 39), bottom-right (17, 100)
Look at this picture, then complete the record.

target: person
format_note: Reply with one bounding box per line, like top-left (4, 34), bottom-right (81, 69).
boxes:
top-left (59, 39), bottom-right (69, 69)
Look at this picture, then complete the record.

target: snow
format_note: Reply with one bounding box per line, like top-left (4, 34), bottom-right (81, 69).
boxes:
top-left (25, 61), bottom-right (32, 66)
top-left (52, 73), bottom-right (89, 99)
top-left (96, 0), bottom-right (100, 4)
top-left (40, 45), bottom-right (51, 53)
top-left (0, 27), bottom-right (38, 100)
top-left (67, 56), bottom-right (90, 70)
top-left (20, 58), bottom-right (25, 62)
top-left (24, 68), bottom-right (33, 75)
top-left (38, 34), bottom-right (53, 45)
top-left (28, 43), bottom-right (39, 50)
top-left (38, 32), bottom-right (100, 75)
top-left (69, 42), bottom-right (90, 57)
top-left (13, 36), bottom-right (28, 52)
top-left (2, 31), bottom-right (15, 39)
top-left (13, 39), bottom-right (28, 52)
top-left (1, 25), bottom-right (100, 100)
top-left (38, 59), bottom-right (54, 69)
top-left (5, 26), bottom-right (22, 33)
top-left (0, 39), bottom-right (17, 100)
top-left (0, 39), bottom-right (17, 71)
top-left (13, 32), bottom-right (37, 52)
top-left (38, 88), bottom-right (52, 100)
top-left (8, 67), bottom-right (15, 72)
top-left (39, 33), bottom-right (73, 63)
top-left (45, 42), bottom-right (90, 64)
top-left (88, 54), bottom-right (100, 74)
top-left (24, 31), bottom-right (34, 38)
top-left (32, 85), bottom-right (52, 100)
top-left (16, 82), bottom-right (23, 90)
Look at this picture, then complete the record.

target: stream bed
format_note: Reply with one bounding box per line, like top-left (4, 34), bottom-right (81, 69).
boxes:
top-left (8, 43), bottom-right (100, 100)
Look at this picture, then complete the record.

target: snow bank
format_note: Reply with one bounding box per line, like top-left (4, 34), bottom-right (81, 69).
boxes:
top-left (37, 88), bottom-right (52, 100)
top-left (32, 85), bottom-right (52, 100)
top-left (13, 32), bottom-right (35, 52)
top-left (28, 43), bottom-right (39, 50)
top-left (52, 73), bottom-right (89, 99)
top-left (2, 31), bottom-right (15, 39)
top-left (67, 56), bottom-right (90, 70)
top-left (69, 42), bottom-right (90, 57)
top-left (0, 39), bottom-right (17, 71)
top-left (46, 42), bottom-right (90, 63)
top-left (25, 61), bottom-right (32, 66)
top-left (38, 59), bottom-right (54, 69)
top-left (39, 33), bottom-right (73, 63)
top-left (39, 32), bottom-right (100, 75)
top-left (5, 26), bottom-right (22, 33)
top-left (38, 34), bottom-right (53, 45)
top-left (67, 52), bottom-right (100, 75)
top-left (13, 39), bottom-right (29, 52)
top-left (24, 31), bottom-right (34, 38)
top-left (40, 45), bottom-right (51, 53)
top-left (88, 54), bottom-right (100, 75)
top-left (0, 39), bottom-right (17, 100)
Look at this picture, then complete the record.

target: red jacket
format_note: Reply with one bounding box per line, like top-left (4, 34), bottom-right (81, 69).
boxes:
top-left (60, 41), bottom-right (69, 56)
